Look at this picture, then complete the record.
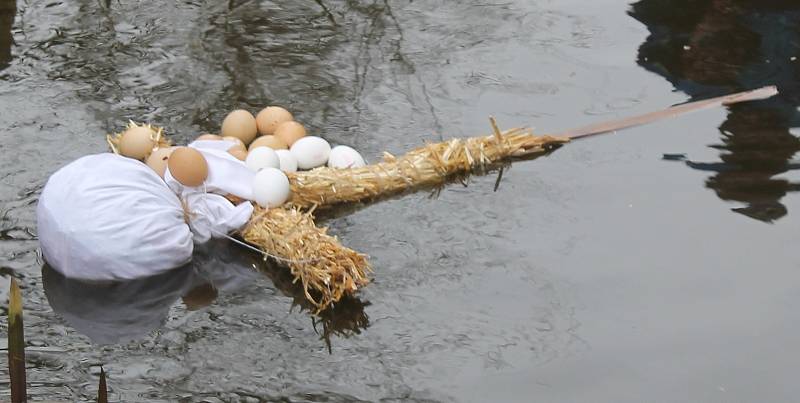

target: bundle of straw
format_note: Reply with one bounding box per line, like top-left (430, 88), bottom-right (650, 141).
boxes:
top-left (288, 124), bottom-right (569, 209)
top-left (239, 125), bottom-right (569, 310)
top-left (240, 206), bottom-right (370, 310)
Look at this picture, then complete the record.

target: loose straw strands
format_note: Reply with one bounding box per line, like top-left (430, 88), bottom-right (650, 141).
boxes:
top-left (288, 125), bottom-right (570, 209)
top-left (241, 206), bottom-right (370, 311)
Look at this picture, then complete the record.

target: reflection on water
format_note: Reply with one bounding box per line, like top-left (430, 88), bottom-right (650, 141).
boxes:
top-left (43, 239), bottom-right (369, 347)
top-left (42, 263), bottom-right (195, 344)
top-left (0, 0), bottom-right (13, 69)
top-left (41, 238), bottom-right (264, 344)
top-left (630, 0), bottom-right (800, 222)
top-left (248, 239), bottom-right (371, 352)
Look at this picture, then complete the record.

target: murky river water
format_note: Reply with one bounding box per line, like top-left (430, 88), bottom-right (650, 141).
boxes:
top-left (1, 0), bottom-right (799, 401)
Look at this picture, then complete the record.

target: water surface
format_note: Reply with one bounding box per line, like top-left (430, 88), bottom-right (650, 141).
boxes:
top-left (1, 0), bottom-right (798, 401)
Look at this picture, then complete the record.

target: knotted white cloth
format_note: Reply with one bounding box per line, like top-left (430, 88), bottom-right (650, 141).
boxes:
top-left (38, 144), bottom-right (255, 281)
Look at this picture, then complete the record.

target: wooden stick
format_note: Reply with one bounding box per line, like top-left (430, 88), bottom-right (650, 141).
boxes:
top-left (553, 86), bottom-right (779, 140)
top-left (8, 278), bottom-right (26, 403)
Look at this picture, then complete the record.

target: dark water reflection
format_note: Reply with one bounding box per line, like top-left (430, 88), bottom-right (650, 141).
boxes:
top-left (43, 239), bottom-right (369, 347)
top-left (630, 0), bottom-right (800, 222)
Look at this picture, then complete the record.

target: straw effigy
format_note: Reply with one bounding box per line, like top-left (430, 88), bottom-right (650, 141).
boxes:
top-left (106, 85), bottom-right (779, 311)
top-left (108, 120), bottom-right (569, 311)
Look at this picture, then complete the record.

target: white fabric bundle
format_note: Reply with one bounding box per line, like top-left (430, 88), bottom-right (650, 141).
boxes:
top-left (37, 147), bottom-right (255, 281)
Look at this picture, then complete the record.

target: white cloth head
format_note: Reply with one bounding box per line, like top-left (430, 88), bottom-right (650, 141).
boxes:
top-left (37, 154), bottom-right (194, 281)
top-left (38, 150), bottom-right (256, 281)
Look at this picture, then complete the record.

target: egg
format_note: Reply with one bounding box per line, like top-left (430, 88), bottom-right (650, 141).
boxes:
top-left (222, 136), bottom-right (247, 151)
top-left (221, 109), bottom-right (258, 145)
top-left (167, 147), bottom-right (208, 187)
top-left (245, 146), bottom-right (280, 172)
top-left (145, 147), bottom-right (175, 178)
top-left (249, 135), bottom-right (288, 151)
top-left (196, 134), bottom-right (222, 141)
top-left (255, 106), bottom-right (293, 135)
top-left (252, 167), bottom-right (291, 208)
top-left (119, 126), bottom-right (155, 160)
top-left (274, 121), bottom-right (307, 146)
top-left (290, 136), bottom-right (331, 170)
top-left (228, 148), bottom-right (248, 161)
top-left (328, 145), bottom-right (367, 169)
top-left (275, 149), bottom-right (298, 173)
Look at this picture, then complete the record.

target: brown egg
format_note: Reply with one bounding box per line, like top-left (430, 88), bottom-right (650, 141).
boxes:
top-left (197, 133), bottom-right (222, 141)
top-left (256, 106), bottom-right (293, 135)
top-left (145, 147), bottom-right (175, 178)
top-left (220, 109), bottom-right (257, 145)
top-left (223, 136), bottom-right (247, 152)
top-left (228, 148), bottom-right (248, 161)
top-left (167, 147), bottom-right (208, 187)
top-left (229, 143), bottom-right (247, 153)
top-left (249, 135), bottom-right (288, 151)
top-left (274, 121), bottom-right (307, 146)
top-left (119, 126), bottom-right (155, 160)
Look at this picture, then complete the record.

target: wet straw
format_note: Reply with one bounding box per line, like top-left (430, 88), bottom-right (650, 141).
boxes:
top-left (554, 86), bottom-right (779, 140)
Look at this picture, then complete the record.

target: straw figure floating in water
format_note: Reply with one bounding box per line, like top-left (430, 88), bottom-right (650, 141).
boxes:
top-left (99, 87), bottom-right (778, 312)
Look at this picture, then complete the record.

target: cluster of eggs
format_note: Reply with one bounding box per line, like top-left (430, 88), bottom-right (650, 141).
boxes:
top-left (116, 106), bottom-right (366, 210)
top-left (213, 107), bottom-right (366, 208)
top-left (215, 106), bottom-right (366, 173)
top-left (117, 125), bottom-right (209, 187)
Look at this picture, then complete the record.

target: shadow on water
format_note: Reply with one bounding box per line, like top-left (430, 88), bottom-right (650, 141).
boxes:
top-left (630, 0), bottom-right (800, 222)
top-left (42, 238), bottom-right (369, 349)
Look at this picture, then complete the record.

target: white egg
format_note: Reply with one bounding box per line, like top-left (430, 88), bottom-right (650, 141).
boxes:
top-left (275, 149), bottom-right (298, 173)
top-left (290, 136), bottom-right (331, 170)
top-left (252, 167), bottom-right (291, 208)
top-left (245, 146), bottom-right (280, 172)
top-left (328, 145), bottom-right (366, 169)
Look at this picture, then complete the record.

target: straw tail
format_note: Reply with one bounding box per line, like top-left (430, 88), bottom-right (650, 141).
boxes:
top-left (8, 278), bottom-right (26, 403)
top-left (241, 207), bottom-right (371, 311)
top-left (288, 127), bottom-right (569, 209)
top-left (97, 367), bottom-right (108, 403)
